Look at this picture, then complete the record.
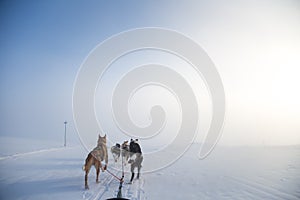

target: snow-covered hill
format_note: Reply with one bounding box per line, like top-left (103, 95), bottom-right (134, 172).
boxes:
top-left (0, 137), bottom-right (299, 200)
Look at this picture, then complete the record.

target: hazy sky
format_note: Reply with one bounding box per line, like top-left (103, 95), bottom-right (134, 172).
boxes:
top-left (1, 0), bottom-right (299, 146)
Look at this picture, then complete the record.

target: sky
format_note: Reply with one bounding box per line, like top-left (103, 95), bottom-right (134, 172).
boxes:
top-left (0, 0), bottom-right (300, 146)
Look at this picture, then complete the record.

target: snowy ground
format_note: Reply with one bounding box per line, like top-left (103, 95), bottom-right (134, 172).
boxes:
top-left (0, 137), bottom-right (299, 200)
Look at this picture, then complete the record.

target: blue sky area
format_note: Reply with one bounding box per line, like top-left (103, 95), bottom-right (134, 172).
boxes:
top-left (0, 0), bottom-right (161, 141)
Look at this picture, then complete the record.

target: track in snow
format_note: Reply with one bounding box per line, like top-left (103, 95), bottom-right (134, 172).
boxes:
top-left (124, 177), bottom-right (146, 200)
top-left (0, 146), bottom-right (71, 161)
top-left (82, 172), bottom-right (116, 200)
top-left (81, 162), bottom-right (147, 200)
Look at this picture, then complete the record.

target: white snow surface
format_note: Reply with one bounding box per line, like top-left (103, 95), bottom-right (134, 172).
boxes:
top-left (0, 137), bottom-right (299, 200)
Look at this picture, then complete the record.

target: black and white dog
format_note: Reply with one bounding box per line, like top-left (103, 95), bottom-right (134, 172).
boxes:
top-left (128, 139), bottom-right (143, 183)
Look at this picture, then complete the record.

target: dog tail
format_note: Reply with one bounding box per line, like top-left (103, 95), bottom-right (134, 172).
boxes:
top-left (82, 165), bottom-right (86, 171)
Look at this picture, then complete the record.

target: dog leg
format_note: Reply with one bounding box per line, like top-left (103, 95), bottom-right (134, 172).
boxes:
top-left (96, 164), bottom-right (100, 183)
top-left (137, 166), bottom-right (141, 179)
top-left (129, 160), bottom-right (135, 183)
top-left (138, 155), bottom-right (143, 179)
top-left (123, 155), bottom-right (127, 166)
top-left (84, 153), bottom-right (93, 189)
top-left (85, 169), bottom-right (90, 189)
top-left (99, 162), bottom-right (106, 172)
top-left (130, 172), bottom-right (135, 183)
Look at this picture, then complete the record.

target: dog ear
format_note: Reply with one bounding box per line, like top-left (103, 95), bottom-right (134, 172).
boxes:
top-left (104, 134), bottom-right (106, 138)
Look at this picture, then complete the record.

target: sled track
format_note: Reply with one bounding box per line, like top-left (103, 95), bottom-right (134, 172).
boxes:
top-left (82, 169), bottom-right (146, 200)
top-left (96, 174), bottom-right (117, 200)
top-left (124, 178), bottom-right (146, 200)
top-left (0, 146), bottom-right (72, 161)
top-left (82, 172), bottom-right (116, 200)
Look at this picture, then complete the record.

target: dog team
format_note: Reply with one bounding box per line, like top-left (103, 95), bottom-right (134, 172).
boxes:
top-left (83, 134), bottom-right (143, 189)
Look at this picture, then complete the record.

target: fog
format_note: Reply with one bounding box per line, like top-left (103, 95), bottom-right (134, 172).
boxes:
top-left (1, 0), bottom-right (299, 146)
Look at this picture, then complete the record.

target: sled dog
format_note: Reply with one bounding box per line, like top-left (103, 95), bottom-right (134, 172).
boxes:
top-left (111, 140), bottom-right (130, 163)
top-left (83, 134), bottom-right (108, 189)
top-left (129, 139), bottom-right (143, 183)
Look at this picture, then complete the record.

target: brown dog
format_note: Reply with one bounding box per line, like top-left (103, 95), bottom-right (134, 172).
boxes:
top-left (83, 134), bottom-right (108, 189)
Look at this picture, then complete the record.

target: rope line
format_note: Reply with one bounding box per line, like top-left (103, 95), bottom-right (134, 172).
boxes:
top-left (105, 168), bottom-right (123, 182)
top-left (117, 147), bottom-right (125, 198)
